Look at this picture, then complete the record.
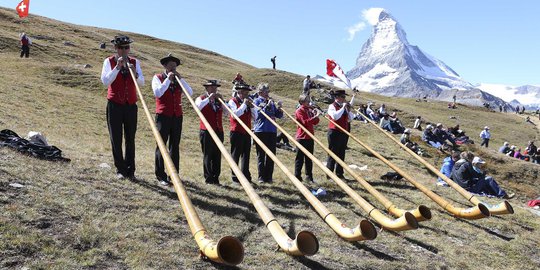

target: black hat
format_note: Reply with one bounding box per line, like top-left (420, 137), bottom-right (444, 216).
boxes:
top-left (160, 54), bottom-right (181, 66)
top-left (202, 80), bottom-right (221, 87)
top-left (235, 84), bottom-right (252, 91)
top-left (111, 35), bottom-right (133, 45)
top-left (331, 89), bottom-right (349, 96)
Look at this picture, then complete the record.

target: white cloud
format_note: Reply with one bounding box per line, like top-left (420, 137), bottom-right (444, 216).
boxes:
top-left (346, 7), bottom-right (385, 41)
top-left (347, 22), bottom-right (366, 41)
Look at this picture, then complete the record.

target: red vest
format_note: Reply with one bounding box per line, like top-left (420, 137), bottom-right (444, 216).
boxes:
top-left (328, 102), bottom-right (349, 131)
top-left (229, 98), bottom-right (252, 133)
top-left (107, 56), bottom-right (138, 105)
top-left (21, 36), bottom-right (29, 46)
top-left (199, 94), bottom-right (223, 132)
top-left (155, 73), bottom-right (183, 117)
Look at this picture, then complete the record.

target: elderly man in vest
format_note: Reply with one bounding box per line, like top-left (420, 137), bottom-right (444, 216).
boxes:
top-left (228, 83), bottom-right (257, 183)
top-left (253, 83), bottom-right (283, 183)
top-left (151, 54), bottom-right (193, 186)
top-left (326, 90), bottom-right (355, 179)
top-left (195, 80), bottom-right (224, 185)
top-left (100, 35), bottom-right (144, 179)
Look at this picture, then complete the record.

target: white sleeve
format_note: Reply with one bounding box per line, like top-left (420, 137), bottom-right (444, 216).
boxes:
top-left (101, 58), bottom-right (120, 86)
top-left (250, 107), bottom-right (258, 119)
top-left (349, 95), bottom-right (356, 106)
top-left (327, 104), bottom-right (345, 120)
top-left (152, 75), bottom-right (170, 98)
top-left (179, 78), bottom-right (193, 96)
top-left (195, 95), bottom-right (210, 110)
top-left (135, 59), bottom-right (144, 86)
top-left (228, 100), bottom-right (247, 117)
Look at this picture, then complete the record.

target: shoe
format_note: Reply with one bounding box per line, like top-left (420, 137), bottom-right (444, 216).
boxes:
top-left (503, 193), bottom-right (515, 199)
top-left (306, 176), bottom-right (315, 183)
top-left (159, 180), bottom-right (172, 186)
top-left (436, 181), bottom-right (449, 187)
top-left (116, 173), bottom-right (125, 179)
top-left (258, 179), bottom-right (264, 183)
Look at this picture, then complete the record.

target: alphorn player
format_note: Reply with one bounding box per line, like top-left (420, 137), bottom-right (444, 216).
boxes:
top-left (294, 94), bottom-right (321, 183)
top-left (326, 89), bottom-right (355, 179)
top-left (195, 80), bottom-right (224, 185)
top-left (100, 35), bottom-right (144, 180)
top-left (151, 54), bottom-right (193, 186)
top-left (227, 83), bottom-right (258, 183)
top-left (253, 83), bottom-right (283, 183)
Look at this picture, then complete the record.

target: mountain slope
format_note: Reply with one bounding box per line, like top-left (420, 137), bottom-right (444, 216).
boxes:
top-left (0, 7), bottom-right (539, 270)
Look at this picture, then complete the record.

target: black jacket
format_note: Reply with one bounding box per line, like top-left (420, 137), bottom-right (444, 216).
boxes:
top-left (450, 159), bottom-right (476, 189)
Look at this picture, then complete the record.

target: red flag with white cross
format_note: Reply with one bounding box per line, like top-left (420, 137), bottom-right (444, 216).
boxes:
top-left (16, 0), bottom-right (30, 18)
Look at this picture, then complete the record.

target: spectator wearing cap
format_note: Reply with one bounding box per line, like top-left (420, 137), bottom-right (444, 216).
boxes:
top-left (471, 156), bottom-right (514, 199)
top-left (498, 142), bottom-right (511, 154)
top-left (294, 94), bottom-right (321, 183)
top-left (326, 89), bottom-right (355, 179)
top-left (434, 123), bottom-right (456, 148)
top-left (506, 145), bottom-right (516, 157)
top-left (152, 54), bottom-right (193, 186)
top-left (479, 126), bottom-right (491, 148)
top-left (100, 35), bottom-right (145, 180)
top-left (195, 80), bottom-right (225, 184)
top-left (19, 32), bottom-right (31, 58)
top-left (422, 125), bottom-right (442, 148)
top-left (228, 83), bottom-right (257, 183)
top-left (400, 129), bottom-right (421, 155)
top-left (253, 83), bottom-right (283, 183)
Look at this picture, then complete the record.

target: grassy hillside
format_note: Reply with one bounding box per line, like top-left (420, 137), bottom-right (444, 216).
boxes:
top-left (1, 7), bottom-right (539, 269)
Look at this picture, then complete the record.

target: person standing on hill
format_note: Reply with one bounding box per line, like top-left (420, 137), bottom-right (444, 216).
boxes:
top-left (100, 35), bottom-right (144, 179)
top-left (479, 126), bottom-right (491, 148)
top-left (271, 56), bottom-right (276, 70)
top-left (253, 83), bottom-right (283, 183)
top-left (302, 75), bottom-right (311, 95)
top-left (228, 83), bottom-right (257, 183)
top-left (196, 80), bottom-right (224, 185)
top-left (152, 54), bottom-right (193, 186)
top-left (326, 90), bottom-right (355, 179)
top-left (294, 94), bottom-right (320, 182)
top-left (19, 32), bottom-right (31, 58)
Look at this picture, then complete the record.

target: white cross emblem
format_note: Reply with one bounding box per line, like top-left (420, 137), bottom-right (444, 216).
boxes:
top-left (18, 3), bottom-right (26, 12)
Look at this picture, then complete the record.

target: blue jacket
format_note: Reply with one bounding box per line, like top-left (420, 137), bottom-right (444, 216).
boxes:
top-left (438, 156), bottom-right (454, 182)
top-left (253, 97), bottom-right (283, 133)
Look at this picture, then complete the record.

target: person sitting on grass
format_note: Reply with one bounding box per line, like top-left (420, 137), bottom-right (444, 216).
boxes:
top-left (498, 142), bottom-right (511, 154)
top-left (413, 116), bottom-right (422, 131)
top-left (422, 125), bottom-right (443, 149)
top-left (379, 114), bottom-right (393, 133)
top-left (389, 112), bottom-right (405, 134)
top-left (400, 129), bottom-right (422, 155)
top-left (450, 152), bottom-right (514, 199)
top-left (437, 150), bottom-right (461, 187)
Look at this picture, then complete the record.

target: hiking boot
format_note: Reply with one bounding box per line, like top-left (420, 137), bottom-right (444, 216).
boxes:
top-left (503, 193), bottom-right (515, 199)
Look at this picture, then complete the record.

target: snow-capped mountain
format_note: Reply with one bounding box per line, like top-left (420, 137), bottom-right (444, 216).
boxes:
top-left (317, 9), bottom-right (510, 108)
top-left (476, 84), bottom-right (540, 109)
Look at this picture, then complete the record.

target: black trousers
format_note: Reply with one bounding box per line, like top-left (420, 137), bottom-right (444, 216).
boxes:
top-left (20, 45), bottom-right (29, 58)
top-left (481, 138), bottom-right (489, 147)
top-left (255, 132), bottom-right (276, 181)
top-left (230, 132), bottom-right (252, 182)
top-left (155, 114), bottom-right (182, 182)
top-left (106, 101), bottom-right (137, 177)
top-left (294, 139), bottom-right (314, 180)
top-left (276, 132), bottom-right (290, 144)
top-left (327, 129), bottom-right (348, 176)
top-left (200, 130), bottom-right (224, 184)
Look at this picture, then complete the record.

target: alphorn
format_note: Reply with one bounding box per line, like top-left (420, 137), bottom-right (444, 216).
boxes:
top-left (128, 69), bottom-right (244, 265)
top-left (255, 106), bottom-right (418, 231)
top-left (356, 109), bottom-right (513, 215)
top-left (281, 109), bottom-right (431, 222)
top-left (218, 98), bottom-right (377, 241)
top-left (177, 76), bottom-right (318, 256)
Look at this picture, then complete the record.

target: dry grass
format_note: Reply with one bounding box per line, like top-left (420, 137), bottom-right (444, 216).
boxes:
top-left (1, 7), bottom-right (539, 270)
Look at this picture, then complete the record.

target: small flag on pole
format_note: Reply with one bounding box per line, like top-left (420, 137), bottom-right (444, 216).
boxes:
top-left (326, 59), bottom-right (352, 89)
top-left (16, 0), bottom-right (30, 18)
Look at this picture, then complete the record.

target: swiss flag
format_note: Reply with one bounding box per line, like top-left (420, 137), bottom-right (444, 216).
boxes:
top-left (326, 59), bottom-right (352, 89)
top-left (16, 0), bottom-right (30, 18)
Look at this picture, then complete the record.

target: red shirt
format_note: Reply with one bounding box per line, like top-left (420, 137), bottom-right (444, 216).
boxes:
top-left (295, 105), bottom-right (320, 140)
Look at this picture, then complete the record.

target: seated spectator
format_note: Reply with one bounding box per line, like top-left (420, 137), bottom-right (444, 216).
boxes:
top-left (513, 148), bottom-right (529, 161)
top-left (389, 112), bottom-right (405, 134)
top-left (447, 102), bottom-right (456, 109)
top-left (413, 116), bottom-right (422, 131)
top-left (422, 125), bottom-right (442, 148)
top-left (433, 123), bottom-right (456, 148)
top-left (506, 145), bottom-right (516, 157)
top-left (400, 129), bottom-right (422, 155)
top-left (379, 114), bottom-right (393, 132)
top-left (450, 152), bottom-right (514, 199)
top-left (378, 104), bottom-right (387, 115)
top-left (366, 103), bottom-right (379, 122)
top-left (499, 142), bottom-right (511, 154)
top-left (437, 151), bottom-right (461, 186)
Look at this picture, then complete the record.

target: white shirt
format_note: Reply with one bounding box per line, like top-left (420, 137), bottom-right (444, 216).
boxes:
top-left (228, 98), bottom-right (258, 119)
top-left (303, 78), bottom-right (310, 90)
top-left (195, 92), bottom-right (228, 116)
top-left (101, 56), bottom-right (144, 87)
top-left (327, 102), bottom-right (354, 122)
top-left (480, 130), bottom-right (491, 139)
top-left (151, 73), bottom-right (193, 98)
top-left (414, 118), bottom-right (421, 128)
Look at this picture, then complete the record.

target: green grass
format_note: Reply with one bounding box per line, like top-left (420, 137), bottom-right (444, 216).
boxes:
top-left (1, 7), bottom-right (539, 270)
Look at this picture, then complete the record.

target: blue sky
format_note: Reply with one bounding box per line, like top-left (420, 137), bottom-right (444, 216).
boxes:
top-left (3, 0), bottom-right (539, 85)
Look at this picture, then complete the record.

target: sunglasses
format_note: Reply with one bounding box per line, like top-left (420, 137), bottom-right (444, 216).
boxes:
top-left (118, 45), bottom-right (130, 50)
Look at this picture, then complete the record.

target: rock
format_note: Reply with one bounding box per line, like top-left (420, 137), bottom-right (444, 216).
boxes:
top-left (99, 163), bottom-right (111, 169)
top-left (9, 183), bottom-right (25, 188)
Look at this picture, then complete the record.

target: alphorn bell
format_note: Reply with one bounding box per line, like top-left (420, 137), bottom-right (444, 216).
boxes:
top-left (177, 76), bottom-right (319, 256)
top-left (281, 109), bottom-right (432, 222)
top-left (218, 98), bottom-right (377, 242)
top-left (255, 105), bottom-right (418, 231)
top-left (127, 69), bottom-right (244, 265)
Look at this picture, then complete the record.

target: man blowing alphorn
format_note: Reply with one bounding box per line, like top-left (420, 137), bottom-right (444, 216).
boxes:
top-left (151, 54), bottom-right (193, 186)
top-left (294, 94), bottom-right (320, 182)
top-left (227, 83), bottom-right (258, 183)
top-left (100, 35), bottom-right (144, 180)
top-left (195, 80), bottom-right (224, 185)
top-left (326, 89), bottom-right (355, 179)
